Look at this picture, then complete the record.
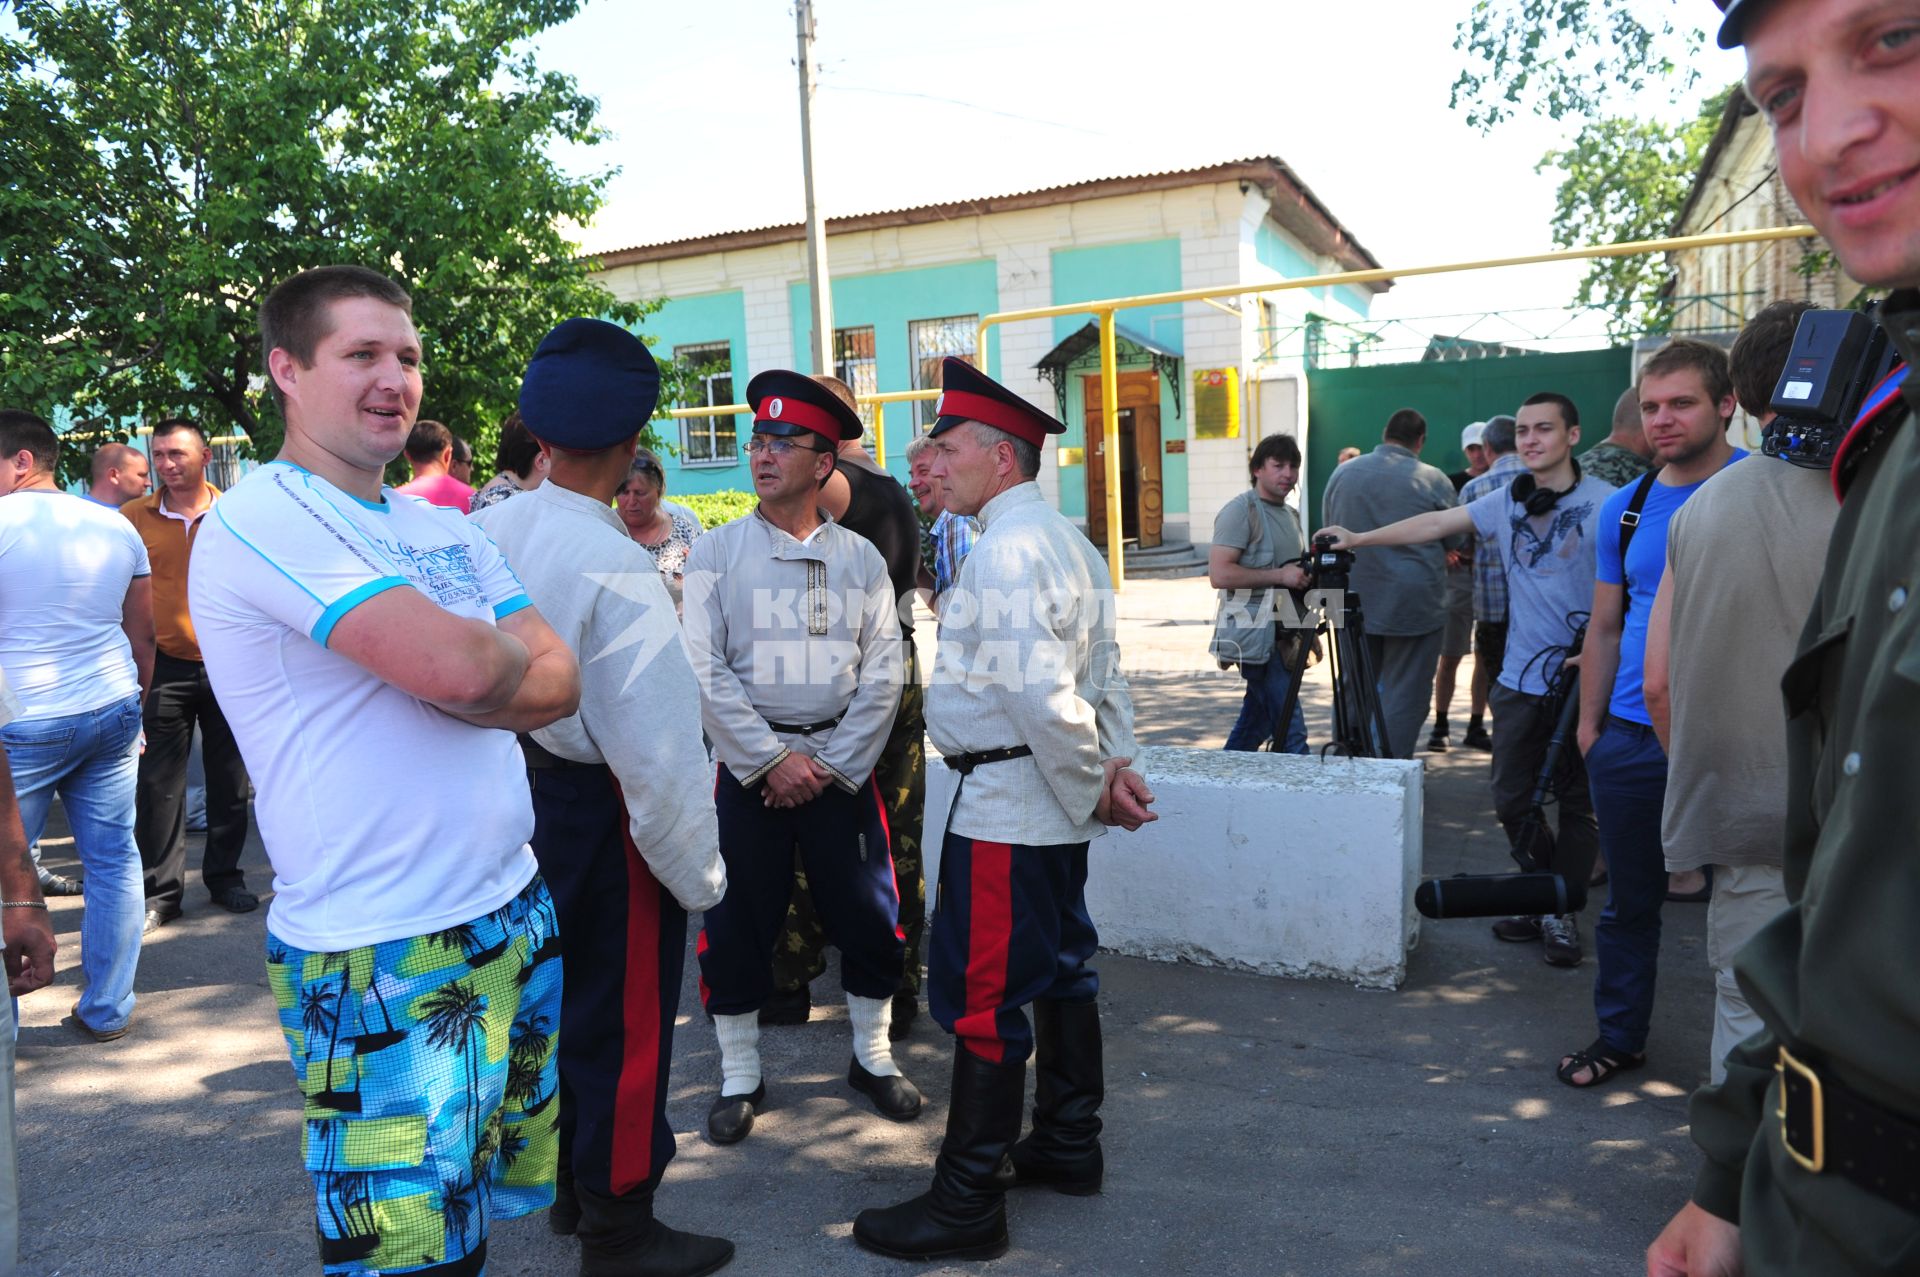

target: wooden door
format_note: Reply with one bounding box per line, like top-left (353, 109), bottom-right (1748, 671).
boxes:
top-left (1082, 372), bottom-right (1162, 549)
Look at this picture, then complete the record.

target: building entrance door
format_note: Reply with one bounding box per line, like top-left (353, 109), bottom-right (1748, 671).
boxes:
top-left (1083, 371), bottom-right (1163, 550)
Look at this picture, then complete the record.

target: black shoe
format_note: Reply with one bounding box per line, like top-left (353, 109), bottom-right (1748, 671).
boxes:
top-left (889, 989), bottom-right (918, 1041)
top-left (849, 1058), bottom-right (922, 1121)
top-left (1462, 724), bottom-right (1493, 751)
top-left (707, 1083), bottom-right (764, 1145)
top-left (211, 886), bottom-right (259, 914)
top-left (1426, 729), bottom-right (1451, 753)
top-left (576, 1183), bottom-right (735, 1277)
top-left (142, 908), bottom-right (179, 936)
top-left (852, 1050), bottom-right (1024, 1261)
top-left (758, 985), bottom-right (810, 1026)
top-left (37, 871), bottom-right (83, 897)
top-left (551, 1160), bottom-right (581, 1236)
top-left (1490, 915), bottom-right (1542, 943)
top-left (1007, 999), bottom-right (1104, 1195)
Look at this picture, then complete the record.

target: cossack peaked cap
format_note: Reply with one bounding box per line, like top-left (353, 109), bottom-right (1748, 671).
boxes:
top-left (928, 358), bottom-right (1066, 448)
top-left (745, 369), bottom-right (864, 445)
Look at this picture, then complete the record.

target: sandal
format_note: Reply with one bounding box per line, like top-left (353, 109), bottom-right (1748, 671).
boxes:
top-left (1556, 1038), bottom-right (1646, 1088)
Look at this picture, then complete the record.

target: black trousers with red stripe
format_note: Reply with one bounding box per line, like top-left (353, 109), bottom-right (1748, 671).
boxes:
top-left (699, 764), bottom-right (904, 1016)
top-left (529, 763), bottom-right (682, 1199)
top-left (928, 832), bottom-right (1099, 1065)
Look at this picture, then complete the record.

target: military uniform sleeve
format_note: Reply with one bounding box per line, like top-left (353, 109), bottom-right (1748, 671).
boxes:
top-left (680, 535), bottom-right (789, 786)
top-left (1687, 1028), bottom-right (1779, 1221)
top-left (578, 569), bottom-right (726, 913)
top-left (1091, 586), bottom-right (1138, 764)
top-left (814, 541), bottom-right (904, 792)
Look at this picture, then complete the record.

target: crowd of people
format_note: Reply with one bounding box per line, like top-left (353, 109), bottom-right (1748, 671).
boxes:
top-left (0, 2), bottom-right (1912, 1274)
top-left (0, 268), bottom-right (1153, 1276)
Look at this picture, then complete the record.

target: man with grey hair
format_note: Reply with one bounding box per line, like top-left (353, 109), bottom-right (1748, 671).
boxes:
top-left (1581, 388), bottom-right (1655, 490)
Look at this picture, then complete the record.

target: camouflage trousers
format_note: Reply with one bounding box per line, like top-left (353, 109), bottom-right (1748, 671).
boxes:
top-left (771, 642), bottom-right (926, 996)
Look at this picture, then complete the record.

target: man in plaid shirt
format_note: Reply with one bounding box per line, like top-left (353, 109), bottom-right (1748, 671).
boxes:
top-left (1458, 415), bottom-right (1523, 695)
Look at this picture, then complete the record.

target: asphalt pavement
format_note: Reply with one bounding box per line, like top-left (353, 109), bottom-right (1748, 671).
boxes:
top-left (15, 578), bottom-right (1714, 1276)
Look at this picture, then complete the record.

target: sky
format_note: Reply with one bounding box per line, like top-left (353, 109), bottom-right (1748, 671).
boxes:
top-left (532, 0), bottom-right (1750, 342)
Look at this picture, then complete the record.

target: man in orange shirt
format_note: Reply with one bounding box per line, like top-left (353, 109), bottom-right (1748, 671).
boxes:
top-left (124, 419), bottom-right (255, 930)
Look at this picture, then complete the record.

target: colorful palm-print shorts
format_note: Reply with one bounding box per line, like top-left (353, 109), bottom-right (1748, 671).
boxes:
top-left (267, 876), bottom-right (563, 1276)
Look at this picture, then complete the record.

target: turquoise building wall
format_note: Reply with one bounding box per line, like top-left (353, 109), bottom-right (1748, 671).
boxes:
top-left (789, 258), bottom-right (1001, 482)
top-left (1049, 238), bottom-right (1185, 520)
top-left (629, 288), bottom-right (749, 495)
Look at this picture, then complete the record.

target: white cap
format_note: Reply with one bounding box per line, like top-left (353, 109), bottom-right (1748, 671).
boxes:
top-left (1461, 421), bottom-right (1486, 450)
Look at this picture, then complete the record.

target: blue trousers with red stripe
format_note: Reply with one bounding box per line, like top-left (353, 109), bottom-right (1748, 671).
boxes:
top-left (699, 764), bottom-right (904, 1016)
top-left (929, 832), bottom-right (1099, 1065)
top-left (529, 763), bottom-right (682, 1199)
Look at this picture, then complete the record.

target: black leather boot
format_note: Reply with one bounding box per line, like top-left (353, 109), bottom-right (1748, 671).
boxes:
top-left (1007, 998), bottom-right (1104, 1195)
top-left (575, 1183), bottom-right (735, 1277)
top-left (550, 1157), bottom-right (581, 1235)
top-left (851, 1048), bottom-right (1025, 1261)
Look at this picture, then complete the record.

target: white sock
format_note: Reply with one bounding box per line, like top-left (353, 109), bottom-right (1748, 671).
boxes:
top-left (847, 993), bottom-right (900, 1077)
top-left (714, 1012), bottom-right (762, 1097)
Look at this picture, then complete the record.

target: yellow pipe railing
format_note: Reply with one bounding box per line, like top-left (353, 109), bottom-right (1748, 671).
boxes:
top-left (973, 223), bottom-right (1819, 587)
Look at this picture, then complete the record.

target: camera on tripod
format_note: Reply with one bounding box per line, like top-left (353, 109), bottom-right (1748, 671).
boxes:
top-left (1297, 534), bottom-right (1356, 588)
top-left (1761, 307), bottom-right (1900, 470)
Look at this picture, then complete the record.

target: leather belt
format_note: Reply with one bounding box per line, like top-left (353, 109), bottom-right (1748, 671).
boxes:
top-left (1778, 1044), bottom-right (1920, 1213)
top-left (766, 713), bottom-right (844, 736)
top-left (942, 745), bottom-right (1034, 774)
top-left (517, 735), bottom-right (601, 771)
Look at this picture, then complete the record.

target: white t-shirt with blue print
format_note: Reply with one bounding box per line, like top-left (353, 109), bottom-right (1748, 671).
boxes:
top-left (190, 461), bottom-right (538, 951)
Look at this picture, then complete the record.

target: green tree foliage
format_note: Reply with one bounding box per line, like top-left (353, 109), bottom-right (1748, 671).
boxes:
top-left (0, 0), bottom-right (682, 481)
top-left (1450, 0), bottom-right (1705, 130)
top-left (1538, 85), bottom-right (1734, 333)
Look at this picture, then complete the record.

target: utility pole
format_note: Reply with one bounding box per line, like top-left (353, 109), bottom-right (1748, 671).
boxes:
top-left (796, 0), bottom-right (833, 375)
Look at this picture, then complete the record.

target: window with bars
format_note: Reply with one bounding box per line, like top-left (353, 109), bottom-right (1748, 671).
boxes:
top-left (908, 315), bottom-right (978, 431)
top-left (834, 326), bottom-right (879, 447)
top-left (675, 341), bottom-right (736, 466)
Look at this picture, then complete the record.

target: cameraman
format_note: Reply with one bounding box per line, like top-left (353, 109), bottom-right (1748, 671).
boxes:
top-left (1647, 1), bottom-right (1920, 1274)
top-left (1318, 391), bottom-right (1615, 965)
top-left (1209, 433), bottom-right (1311, 754)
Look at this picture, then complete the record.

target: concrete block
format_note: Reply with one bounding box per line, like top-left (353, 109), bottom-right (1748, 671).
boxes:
top-left (924, 745), bottom-right (1424, 989)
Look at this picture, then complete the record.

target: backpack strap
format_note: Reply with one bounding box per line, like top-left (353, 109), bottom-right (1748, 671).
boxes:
top-left (1616, 471), bottom-right (1658, 565)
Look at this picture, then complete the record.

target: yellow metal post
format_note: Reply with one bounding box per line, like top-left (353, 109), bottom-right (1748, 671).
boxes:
top-left (1098, 309), bottom-right (1123, 591)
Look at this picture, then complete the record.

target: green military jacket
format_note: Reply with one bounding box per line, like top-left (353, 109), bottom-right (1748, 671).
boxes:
top-left (1687, 290), bottom-right (1920, 1273)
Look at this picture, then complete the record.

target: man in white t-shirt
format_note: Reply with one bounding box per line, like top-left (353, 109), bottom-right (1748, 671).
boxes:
top-left (0, 410), bottom-right (154, 1042)
top-left (190, 266), bottom-right (579, 1276)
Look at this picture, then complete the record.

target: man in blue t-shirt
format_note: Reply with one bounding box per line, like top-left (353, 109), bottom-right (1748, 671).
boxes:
top-left (1556, 338), bottom-right (1746, 1090)
top-left (1318, 392), bottom-right (1615, 967)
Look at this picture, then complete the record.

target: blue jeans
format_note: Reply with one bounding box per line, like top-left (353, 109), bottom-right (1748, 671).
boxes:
top-left (1224, 656), bottom-right (1309, 754)
top-left (2, 695), bottom-right (145, 1033)
top-left (1585, 717), bottom-right (1669, 1056)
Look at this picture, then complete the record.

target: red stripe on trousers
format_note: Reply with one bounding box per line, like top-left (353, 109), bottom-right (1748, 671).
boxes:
top-left (611, 778), bottom-right (664, 1195)
top-left (871, 775), bottom-right (906, 942)
top-left (954, 839), bottom-right (1013, 1063)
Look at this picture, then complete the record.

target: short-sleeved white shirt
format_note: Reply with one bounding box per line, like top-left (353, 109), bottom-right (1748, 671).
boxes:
top-left (190, 461), bottom-right (539, 951)
top-left (0, 491), bottom-right (150, 720)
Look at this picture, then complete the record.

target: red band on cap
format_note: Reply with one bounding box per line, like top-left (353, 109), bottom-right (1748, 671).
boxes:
top-left (936, 388), bottom-right (1046, 447)
top-left (755, 395), bottom-right (840, 442)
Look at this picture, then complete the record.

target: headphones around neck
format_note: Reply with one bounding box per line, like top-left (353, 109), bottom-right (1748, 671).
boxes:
top-left (1509, 457), bottom-right (1583, 517)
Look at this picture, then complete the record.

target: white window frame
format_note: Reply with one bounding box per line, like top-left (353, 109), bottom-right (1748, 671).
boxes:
top-left (908, 314), bottom-right (979, 432)
top-left (834, 325), bottom-right (880, 449)
top-left (675, 341), bottom-right (737, 468)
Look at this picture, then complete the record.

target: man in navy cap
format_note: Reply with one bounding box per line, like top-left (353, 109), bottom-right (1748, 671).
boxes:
top-left (473, 318), bottom-right (733, 1277)
top-left (680, 369), bottom-right (919, 1145)
top-left (853, 359), bottom-right (1156, 1261)
top-left (1647, 1), bottom-right (1920, 1274)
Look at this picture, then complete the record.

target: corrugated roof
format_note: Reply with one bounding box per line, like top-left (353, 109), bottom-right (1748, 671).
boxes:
top-left (589, 157), bottom-right (1388, 289)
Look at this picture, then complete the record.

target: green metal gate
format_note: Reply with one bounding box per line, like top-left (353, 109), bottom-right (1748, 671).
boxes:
top-left (1305, 347), bottom-right (1633, 523)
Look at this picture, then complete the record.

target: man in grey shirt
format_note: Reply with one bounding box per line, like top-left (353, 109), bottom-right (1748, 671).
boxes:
top-left (1319, 409), bottom-right (1461, 758)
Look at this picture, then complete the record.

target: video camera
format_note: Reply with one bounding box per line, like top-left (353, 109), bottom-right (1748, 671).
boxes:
top-left (1762, 307), bottom-right (1900, 470)
top-left (1295, 533), bottom-right (1356, 588)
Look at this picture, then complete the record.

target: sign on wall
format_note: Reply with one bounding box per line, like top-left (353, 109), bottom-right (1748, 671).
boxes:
top-left (1193, 367), bottom-right (1240, 439)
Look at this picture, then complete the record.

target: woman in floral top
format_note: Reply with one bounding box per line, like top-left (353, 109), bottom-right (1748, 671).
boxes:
top-left (615, 449), bottom-right (701, 605)
top-left (468, 411), bottom-right (548, 512)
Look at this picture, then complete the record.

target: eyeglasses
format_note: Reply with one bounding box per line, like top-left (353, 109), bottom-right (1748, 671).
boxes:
top-left (745, 436), bottom-right (826, 456)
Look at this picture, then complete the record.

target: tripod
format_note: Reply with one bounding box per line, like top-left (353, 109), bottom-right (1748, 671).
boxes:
top-left (1272, 576), bottom-right (1394, 759)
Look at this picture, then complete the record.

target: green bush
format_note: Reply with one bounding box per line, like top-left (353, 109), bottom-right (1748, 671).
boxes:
top-left (677, 489), bottom-right (758, 529)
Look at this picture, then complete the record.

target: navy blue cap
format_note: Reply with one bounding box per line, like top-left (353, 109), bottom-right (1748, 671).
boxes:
top-left (744, 369), bottom-right (864, 444)
top-left (1713, 0), bottom-right (1766, 47)
top-left (518, 319), bottom-right (661, 450)
top-left (929, 358), bottom-right (1066, 447)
